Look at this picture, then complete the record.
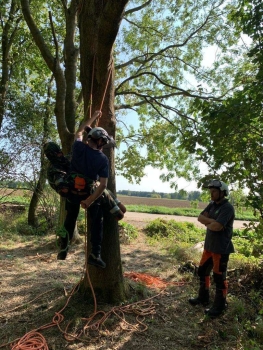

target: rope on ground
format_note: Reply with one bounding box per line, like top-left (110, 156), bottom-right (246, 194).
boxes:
top-left (11, 331), bottom-right (48, 350)
top-left (0, 272), bottom-right (173, 348)
top-left (77, 292), bottom-right (163, 338)
top-left (0, 277), bottom-right (83, 349)
top-left (124, 271), bottom-right (189, 289)
top-left (1, 211), bottom-right (186, 348)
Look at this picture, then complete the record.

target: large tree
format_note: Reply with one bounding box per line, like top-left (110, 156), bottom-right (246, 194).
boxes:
top-left (114, 0), bottom-right (247, 185)
top-left (20, 0), bottom-right (129, 301)
top-left (10, 0), bottom-right (249, 300)
top-left (182, 0), bottom-right (263, 225)
top-left (78, 1), bottom-right (129, 300)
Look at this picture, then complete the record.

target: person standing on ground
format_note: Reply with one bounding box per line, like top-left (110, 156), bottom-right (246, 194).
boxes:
top-left (188, 179), bottom-right (235, 318)
top-left (58, 110), bottom-right (114, 269)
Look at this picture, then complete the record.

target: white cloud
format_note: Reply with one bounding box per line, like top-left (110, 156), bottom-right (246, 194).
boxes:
top-left (116, 166), bottom-right (199, 193)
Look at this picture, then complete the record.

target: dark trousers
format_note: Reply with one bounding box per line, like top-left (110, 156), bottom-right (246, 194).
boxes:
top-left (198, 250), bottom-right (229, 296)
top-left (63, 195), bottom-right (103, 255)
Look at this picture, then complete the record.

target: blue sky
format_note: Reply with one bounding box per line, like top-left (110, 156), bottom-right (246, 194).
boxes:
top-left (114, 36), bottom-right (251, 194)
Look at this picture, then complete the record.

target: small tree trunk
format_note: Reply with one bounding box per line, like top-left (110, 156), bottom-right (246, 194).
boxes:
top-left (28, 182), bottom-right (44, 227)
top-left (28, 154), bottom-right (47, 227)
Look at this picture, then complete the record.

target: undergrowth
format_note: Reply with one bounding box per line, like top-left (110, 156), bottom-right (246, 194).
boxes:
top-left (118, 221), bottom-right (138, 244)
top-left (1, 207), bottom-right (263, 348)
top-left (143, 218), bottom-right (263, 349)
top-left (144, 218), bottom-right (263, 263)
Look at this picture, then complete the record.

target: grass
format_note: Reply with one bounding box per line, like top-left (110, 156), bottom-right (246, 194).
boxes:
top-left (126, 204), bottom-right (256, 221)
top-left (142, 218), bottom-right (263, 350)
top-left (1, 202), bottom-right (263, 349)
top-left (0, 189), bottom-right (256, 221)
top-left (143, 218), bottom-right (263, 262)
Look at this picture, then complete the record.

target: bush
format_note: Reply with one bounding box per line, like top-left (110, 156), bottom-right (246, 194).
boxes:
top-left (119, 221), bottom-right (138, 244)
top-left (144, 218), bottom-right (204, 244)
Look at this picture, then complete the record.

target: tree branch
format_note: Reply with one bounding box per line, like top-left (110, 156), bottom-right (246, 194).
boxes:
top-left (115, 71), bottom-right (225, 101)
top-left (117, 4), bottom-right (217, 71)
top-left (20, 0), bottom-right (70, 142)
top-left (49, 11), bottom-right (59, 60)
top-left (124, 0), bottom-right (153, 16)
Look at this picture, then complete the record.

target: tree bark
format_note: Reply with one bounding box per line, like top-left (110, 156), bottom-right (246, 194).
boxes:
top-left (20, 0), bottom-right (79, 238)
top-left (28, 164), bottom-right (47, 227)
top-left (21, 0), bottom-right (129, 300)
top-left (79, 0), bottom-right (129, 302)
top-left (0, 0), bottom-right (22, 130)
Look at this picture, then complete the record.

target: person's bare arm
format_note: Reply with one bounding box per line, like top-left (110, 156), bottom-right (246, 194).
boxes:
top-left (206, 221), bottom-right (224, 231)
top-left (198, 212), bottom-right (224, 231)
top-left (80, 177), bottom-right (107, 209)
top-left (75, 110), bottom-right (102, 140)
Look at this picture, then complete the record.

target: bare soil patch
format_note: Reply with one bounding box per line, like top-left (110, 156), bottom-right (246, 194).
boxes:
top-left (0, 209), bottom-right (258, 350)
top-left (118, 195), bottom-right (207, 209)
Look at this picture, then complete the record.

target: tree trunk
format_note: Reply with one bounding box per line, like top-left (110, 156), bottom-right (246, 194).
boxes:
top-left (20, 0), bottom-right (129, 300)
top-left (28, 148), bottom-right (47, 227)
top-left (0, 0), bottom-right (22, 130)
top-left (82, 210), bottom-right (125, 303)
top-left (28, 176), bottom-right (46, 227)
top-left (79, 0), bottom-right (129, 301)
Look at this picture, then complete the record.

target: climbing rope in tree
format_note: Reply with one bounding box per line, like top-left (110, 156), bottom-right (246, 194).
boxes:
top-left (83, 208), bottom-right (98, 314)
top-left (88, 54), bottom-right (96, 120)
top-left (87, 54), bottom-right (113, 127)
top-left (98, 63), bottom-right (113, 113)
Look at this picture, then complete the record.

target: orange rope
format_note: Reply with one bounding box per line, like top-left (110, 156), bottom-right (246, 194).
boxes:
top-left (1, 213), bottom-right (186, 348)
top-left (87, 55), bottom-right (112, 127)
top-left (124, 272), bottom-right (188, 289)
top-left (99, 64), bottom-right (113, 113)
top-left (1, 271), bottom-right (176, 348)
top-left (11, 331), bottom-right (48, 350)
top-left (88, 55), bottom-right (96, 120)
top-left (79, 292), bottom-right (162, 334)
top-left (84, 208), bottom-right (97, 314)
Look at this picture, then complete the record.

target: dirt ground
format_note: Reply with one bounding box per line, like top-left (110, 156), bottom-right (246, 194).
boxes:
top-left (123, 211), bottom-right (251, 230)
top-left (0, 213), bottom-right (257, 350)
top-left (117, 195), bottom-right (207, 209)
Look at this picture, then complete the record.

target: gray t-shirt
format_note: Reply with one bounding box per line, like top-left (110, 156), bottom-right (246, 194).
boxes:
top-left (202, 199), bottom-right (235, 254)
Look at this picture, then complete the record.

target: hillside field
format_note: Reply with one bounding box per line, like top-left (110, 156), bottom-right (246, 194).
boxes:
top-left (0, 189), bottom-right (206, 210)
top-left (118, 194), bottom-right (207, 209)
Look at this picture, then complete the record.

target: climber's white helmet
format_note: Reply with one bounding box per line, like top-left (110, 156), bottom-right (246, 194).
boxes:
top-left (207, 179), bottom-right (229, 196)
